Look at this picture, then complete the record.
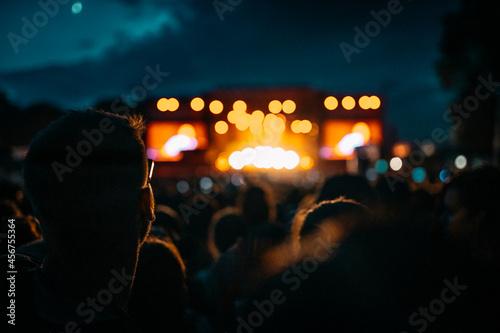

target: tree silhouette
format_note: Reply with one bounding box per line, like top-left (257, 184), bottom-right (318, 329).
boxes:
top-left (437, 0), bottom-right (500, 157)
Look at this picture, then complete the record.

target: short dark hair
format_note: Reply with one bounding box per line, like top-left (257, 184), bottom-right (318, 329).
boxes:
top-left (301, 197), bottom-right (371, 238)
top-left (23, 109), bottom-right (148, 253)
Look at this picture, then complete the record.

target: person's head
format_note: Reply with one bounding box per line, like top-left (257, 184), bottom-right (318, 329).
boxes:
top-left (238, 183), bottom-right (276, 224)
top-left (213, 212), bottom-right (246, 254)
top-left (442, 166), bottom-right (500, 258)
top-left (23, 109), bottom-right (155, 261)
top-left (316, 174), bottom-right (376, 208)
top-left (299, 198), bottom-right (372, 259)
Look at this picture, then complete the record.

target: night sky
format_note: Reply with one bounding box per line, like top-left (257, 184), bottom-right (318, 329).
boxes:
top-left (0, 0), bottom-right (460, 141)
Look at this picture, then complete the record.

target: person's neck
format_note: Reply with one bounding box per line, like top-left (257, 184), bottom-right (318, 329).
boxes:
top-left (33, 245), bottom-right (140, 325)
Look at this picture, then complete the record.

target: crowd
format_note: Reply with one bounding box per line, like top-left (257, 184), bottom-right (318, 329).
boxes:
top-left (1, 109), bottom-right (499, 332)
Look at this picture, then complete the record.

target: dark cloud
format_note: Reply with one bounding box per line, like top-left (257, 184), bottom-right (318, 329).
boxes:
top-left (0, 0), bottom-right (460, 139)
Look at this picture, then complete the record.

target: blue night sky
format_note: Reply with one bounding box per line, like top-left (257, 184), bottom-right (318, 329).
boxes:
top-left (0, 0), bottom-right (460, 141)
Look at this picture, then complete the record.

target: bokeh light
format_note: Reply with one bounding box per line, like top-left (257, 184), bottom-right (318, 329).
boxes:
top-left (233, 100), bottom-right (247, 112)
top-left (392, 143), bottom-right (411, 158)
top-left (177, 124), bottom-right (196, 137)
top-left (352, 122), bottom-right (371, 142)
top-left (370, 96), bottom-right (381, 109)
top-left (282, 100), bottom-right (296, 114)
top-left (375, 159), bottom-right (388, 173)
top-left (359, 96), bottom-right (371, 109)
top-left (235, 114), bottom-right (250, 131)
top-left (268, 100), bottom-right (282, 114)
top-left (439, 169), bottom-right (451, 182)
top-left (176, 180), bottom-right (189, 194)
top-left (215, 121), bottom-right (229, 134)
top-left (209, 100), bottom-right (224, 114)
top-left (169, 98), bottom-right (179, 111)
top-left (412, 167), bottom-right (426, 183)
top-left (215, 153), bottom-right (230, 171)
top-left (454, 155), bottom-right (467, 169)
top-left (324, 96), bottom-right (338, 110)
top-left (389, 157), bottom-right (403, 171)
top-left (366, 168), bottom-right (378, 181)
top-left (228, 147), bottom-right (300, 170)
top-left (157, 98), bottom-right (169, 112)
top-left (190, 97), bottom-right (204, 111)
top-left (71, 1), bottom-right (83, 14)
top-left (342, 96), bottom-right (355, 110)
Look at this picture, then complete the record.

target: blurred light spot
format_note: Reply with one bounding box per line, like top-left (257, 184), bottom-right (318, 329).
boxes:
top-left (146, 148), bottom-right (159, 160)
top-left (439, 169), bottom-right (451, 182)
top-left (251, 110), bottom-right (265, 122)
top-left (375, 159), bottom-right (388, 173)
top-left (215, 121), bottom-right (229, 134)
top-left (324, 96), bottom-right (338, 110)
top-left (307, 170), bottom-right (320, 182)
top-left (268, 100), bottom-right (282, 114)
top-left (215, 153), bottom-right (230, 171)
top-left (359, 96), bottom-right (371, 109)
top-left (231, 174), bottom-right (245, 186)
top-left (200, 177), bottom-right (213, 191)
top-left (421, 142), bottom-right (436, 156)
top-left (264, 114), bottom-right (285, 133)
top-left (366, 168), bottom-right (378, 181)
top-left (163, 134), bottom-right (197, 157)
top-left (319, 146), bottom-right (332, 159)
top-left (392, 143), bottom-right (411, 158)
top-left (338, 132), bottom-right (364, 155)
top-left (291, 120), bottom-right (301, 133)
top-left (342, 96), bottom-right (355, 110)
top-left (190, 97), bottom-right (204, 111)
top-left (168, 98), bottom-right (179, 112)
top-left (282, 100), bottom-right (296, 114)
top-left (176, 180), bottom-right (189, 194)
top-left (71, 2), bottom-right (82, 14)
top-left (301, 120), bottom-right (312, 134)
top-left (352, 122), bottom-right (371, 142)
top-left (454, 155), bottom-right (467, 169)
top-left (389, 157), bottom-right (403, 171)
top-left (235, 114), bottom-right (250, 131)
top-left (228, 147), bottom-right (299, 170)
top-left (157, 98), bottom-right (169, 112)
top-left (370, 96), bottom-right (381, 109)
top-left (233, 100), bottom-right (247, 112)
top-left (227, 110), bottom-right (238, 124)
top-left (209, 100), bottom-right (223, 114)
top-left (412, 167), bottom-right (426, 183)
top-left (299, 156), bottom-right (314, 169)
top-left (177, 124), bottom-right (196, 137)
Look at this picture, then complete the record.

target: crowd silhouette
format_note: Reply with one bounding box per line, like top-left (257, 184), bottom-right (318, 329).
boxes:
top-left (1, 109), bottom-right (500, 332)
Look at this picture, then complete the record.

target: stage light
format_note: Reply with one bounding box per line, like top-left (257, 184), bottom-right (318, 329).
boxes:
top-left (352, 122), bottom-right (371, 142)
top-left (370, 96), bottom-right (381, 109)
top-left (209, 100), bottom-right (224, 114)
top-left (342, 96), bottom-right (355, 110)
top-left (168, 98), bottom-right (179, 111)
top-left (389, 157), bottom-right (403, 171)
top-left (190, 97), bottom-right (204, 111)
top-left (324, 96), bottom-right (338, 110)
top-left (412, 167), bottom-right (426, 183)
top-left (233, 100), bottom-right (247, 112)
top-left (215, 121), bottom-right (229, 134)
top-left (157, 98), bottom-right (169, 112)
top-left (282, 100), bottom-right (296, 114)
top-left (268, 100), bottom-right (282, 114)
top-left (177, 124), bottom-right (196, 138)
top-left (375, 159), bottom-right (388, 173)
top-left (455, 155), bottom-right (467, 169)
